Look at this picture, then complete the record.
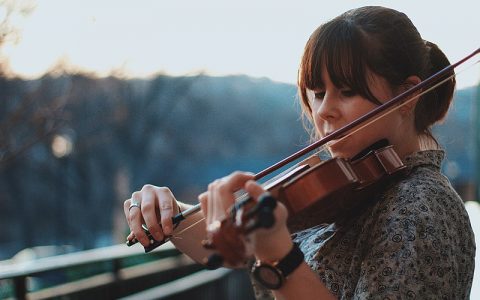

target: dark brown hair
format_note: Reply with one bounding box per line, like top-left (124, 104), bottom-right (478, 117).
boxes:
top-left (298, 6), bottom-right (455, 142)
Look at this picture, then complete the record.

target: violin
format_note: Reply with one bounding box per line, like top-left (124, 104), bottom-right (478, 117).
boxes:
top-left (202, 141), bottom-right (406, 268)
top-left (126, 47), bottom-right (479, 265)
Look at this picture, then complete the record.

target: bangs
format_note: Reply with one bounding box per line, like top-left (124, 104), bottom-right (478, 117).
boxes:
top-left (298, 16), bottom-right (381, 114)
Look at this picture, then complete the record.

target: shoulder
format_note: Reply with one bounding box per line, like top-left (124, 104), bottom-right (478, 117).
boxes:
top-left (354, 150), bottom-right (475, 299)
top-left (378, 150), bottom-right (469, 225)
top-left (368, 150), bottom-right (474, 250)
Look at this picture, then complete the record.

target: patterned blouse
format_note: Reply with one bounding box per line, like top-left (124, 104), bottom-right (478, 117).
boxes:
top-left (252, 150), bottom-right (475, 299)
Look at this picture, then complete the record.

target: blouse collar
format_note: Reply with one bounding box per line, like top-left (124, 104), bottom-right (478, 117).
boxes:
top-left (402, 150), bottom-right (444, 172)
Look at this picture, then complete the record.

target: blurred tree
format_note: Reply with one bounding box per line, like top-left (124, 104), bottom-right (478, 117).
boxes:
top-left (0, 68), bottom-right (307, 259)
top-left (0, 0), bottom-right (61, 169)
top-left (0, 0), bottom-right (36, 72)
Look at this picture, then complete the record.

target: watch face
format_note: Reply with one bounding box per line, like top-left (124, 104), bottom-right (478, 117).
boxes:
top-left (253, 264), bottom-right (284, 290)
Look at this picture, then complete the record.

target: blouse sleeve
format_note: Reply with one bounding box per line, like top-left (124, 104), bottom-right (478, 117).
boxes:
top-left (352, 177), bottom-right (474, 299)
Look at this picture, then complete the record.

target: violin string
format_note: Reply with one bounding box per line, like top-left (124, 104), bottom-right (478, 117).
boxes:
top-left (131, 52), bottom-right (479, 243)
top-left (163, 56), bottom-right (479, 239)
top-left (169, 52), bottom-right (480, 241)
top-left (170, 216), bottom-right (206, 239)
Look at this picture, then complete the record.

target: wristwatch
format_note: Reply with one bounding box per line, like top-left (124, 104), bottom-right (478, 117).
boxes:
top-left (251, 242), bottom-right (304, 290)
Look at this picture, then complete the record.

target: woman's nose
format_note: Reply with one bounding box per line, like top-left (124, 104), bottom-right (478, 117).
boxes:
top-left (315, 92), bottom-right (339, 121)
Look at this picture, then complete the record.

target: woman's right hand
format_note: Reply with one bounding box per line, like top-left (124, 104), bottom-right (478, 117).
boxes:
top-left (123, 185), bottom-right (180, 247)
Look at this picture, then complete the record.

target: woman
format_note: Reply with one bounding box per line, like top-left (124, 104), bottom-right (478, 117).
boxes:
top-left (124, 6), bottom-right (475, 299)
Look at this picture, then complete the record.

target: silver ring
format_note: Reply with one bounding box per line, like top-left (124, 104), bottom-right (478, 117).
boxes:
top-left (129, 201), bottom-right (141, 212)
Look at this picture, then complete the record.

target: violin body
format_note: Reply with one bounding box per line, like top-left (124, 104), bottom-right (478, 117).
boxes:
top-left (258, 144), bottom-right (403, 231)
top-left (283, 145), bottom-right (406, 231)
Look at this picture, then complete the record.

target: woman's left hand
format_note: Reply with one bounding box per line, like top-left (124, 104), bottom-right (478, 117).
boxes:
top-left (199, 171), bottom-right (293, 264)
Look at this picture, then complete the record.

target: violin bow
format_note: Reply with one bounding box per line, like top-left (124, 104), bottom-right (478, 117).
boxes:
top-left (127, 47), bottom-right (480, 251)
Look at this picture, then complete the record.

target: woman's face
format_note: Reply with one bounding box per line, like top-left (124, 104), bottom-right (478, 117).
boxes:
top-left (308, 68), bottom-right (414, 159)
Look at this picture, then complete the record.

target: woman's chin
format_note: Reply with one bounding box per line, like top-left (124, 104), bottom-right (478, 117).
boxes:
top-left (327, 147), bottom-right (351, 159)
top-left (327, 141), bottom-right (355, 159)
top-left (328, 144), bottom-right (371, 159)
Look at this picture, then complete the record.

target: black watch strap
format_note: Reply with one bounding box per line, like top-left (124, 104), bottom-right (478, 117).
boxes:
top-left (251, 242), bottom-right (304, 290)
top-left (276, 242), bottom-right (304, 277)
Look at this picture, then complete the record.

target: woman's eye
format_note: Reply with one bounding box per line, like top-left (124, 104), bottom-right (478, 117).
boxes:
top-left (314, 92), bottom-right (325, 100)
top-left (340, 89), bottom-right (356, 97)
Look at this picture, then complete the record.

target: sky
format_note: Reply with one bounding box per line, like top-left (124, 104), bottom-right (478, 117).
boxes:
top-left (1, 0), bottom-right (479, 88)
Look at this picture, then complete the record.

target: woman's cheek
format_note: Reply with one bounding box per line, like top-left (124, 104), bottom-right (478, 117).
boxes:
top-left (313, 119), bottom-right (324, 137)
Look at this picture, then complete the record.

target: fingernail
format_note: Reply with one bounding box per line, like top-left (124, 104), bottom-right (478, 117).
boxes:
top-left (151, 229), bottom-right (163, 241)
top-left (140, 237), bottom-right (150, 246)
top-left (164, 225), bottom-right (172, 235)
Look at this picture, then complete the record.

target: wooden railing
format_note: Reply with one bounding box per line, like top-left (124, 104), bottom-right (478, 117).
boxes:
top-left (0, 243), bottom-right (255, 299)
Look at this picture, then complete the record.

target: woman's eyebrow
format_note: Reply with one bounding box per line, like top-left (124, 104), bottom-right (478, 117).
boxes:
top-left (310, 81), bottom-right (325, 90)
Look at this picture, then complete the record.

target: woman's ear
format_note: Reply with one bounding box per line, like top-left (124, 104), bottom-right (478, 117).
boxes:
top-left (399, 75), bottom-right (422, 116)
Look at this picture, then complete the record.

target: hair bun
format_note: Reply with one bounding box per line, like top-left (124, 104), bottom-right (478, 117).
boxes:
top-left (424, 40), bottom-right (450, 74)
top-left (414, 40), bottom-right (456, 134)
